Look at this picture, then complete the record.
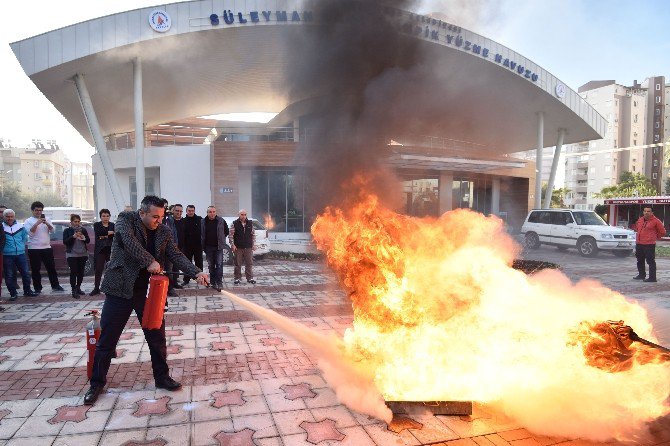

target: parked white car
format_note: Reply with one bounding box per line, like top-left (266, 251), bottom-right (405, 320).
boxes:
top-left (220, 217), bottom-right (271, 265)
top-left (521, 209), bottom-right (636, 257)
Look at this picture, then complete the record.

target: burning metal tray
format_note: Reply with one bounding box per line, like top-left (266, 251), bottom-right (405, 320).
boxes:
top-left (386, 401), bottom-right (472, 416)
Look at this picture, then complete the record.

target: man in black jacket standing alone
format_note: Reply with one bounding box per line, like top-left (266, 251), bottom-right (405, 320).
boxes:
top-left (83, 196), bottom-right (209, 405)
top-left (181, 205), bottom-right (203, 285)
top-left (229, 209), bottom-right (256, 285)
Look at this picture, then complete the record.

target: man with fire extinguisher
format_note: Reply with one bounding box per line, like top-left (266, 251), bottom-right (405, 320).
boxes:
top-left (83, 195), bottom-right (209, 405)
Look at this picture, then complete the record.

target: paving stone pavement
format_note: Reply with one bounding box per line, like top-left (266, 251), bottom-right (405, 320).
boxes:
top-left (0, 255), bottom-right (667, 445)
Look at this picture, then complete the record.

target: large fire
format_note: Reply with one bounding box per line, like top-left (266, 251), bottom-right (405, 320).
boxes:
top-left (311, 180), bottom-right (670, 441)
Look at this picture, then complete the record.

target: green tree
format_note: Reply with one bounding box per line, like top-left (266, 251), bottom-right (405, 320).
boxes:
top-left (0, 182), bottom-right (67, 220)
top-left (593, 171), bottom-right (657, 199)
top-left (541, 184), bottom-right (571, 208)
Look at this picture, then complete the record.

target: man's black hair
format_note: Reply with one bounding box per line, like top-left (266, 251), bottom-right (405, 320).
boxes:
top-left (173, 203), bottom-right (183, 208)
top-left (31, 201), bottom-right (44, 210)
top-left (140, 195), bottom-right (167, 212)
top-left (186, 204), bottom-right (195, 210)
top-left (99, 208), bottom-right (111, 217)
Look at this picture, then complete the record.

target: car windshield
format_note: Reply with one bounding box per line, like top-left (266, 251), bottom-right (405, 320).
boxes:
top-left (252, 220), bottom-right (265, 230)
top-left (572, 211), bottom-right (607, 226)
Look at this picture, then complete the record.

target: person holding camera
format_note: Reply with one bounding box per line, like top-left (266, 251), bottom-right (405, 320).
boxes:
top-left (63, 214), bottom-right (90, 299)
top-left (23, 201), bottom-right (65, 294)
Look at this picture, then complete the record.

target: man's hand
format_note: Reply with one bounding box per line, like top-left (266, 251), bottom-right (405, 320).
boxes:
top-left (196, 272), bottom-right (210, 287)
top-left (147, 261), bottom-right (161, 274)
top-left (231, 245), bottom-right (237, 253)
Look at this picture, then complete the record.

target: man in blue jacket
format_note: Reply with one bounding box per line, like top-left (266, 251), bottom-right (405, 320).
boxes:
top-left (2, 209), bottom-right (38, 299)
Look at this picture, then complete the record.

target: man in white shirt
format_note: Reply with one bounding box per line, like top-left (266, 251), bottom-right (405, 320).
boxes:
top-left (23, 201), bottom-right (64, 294)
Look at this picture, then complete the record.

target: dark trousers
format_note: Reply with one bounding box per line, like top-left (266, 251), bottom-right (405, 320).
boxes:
top-left (3, 254), bottom-right (32, 296)
top-left (67, 256), bottom-right (87, 290)
top-left (0, 254), bottom-right (3, 298)
top-left (90, 293), bottom-right (169, 387)
top-left (27, 248), bottom-right (60, 291)
top-left (234, 248), bottom-right (253, 281)
top-left (182, 245), bottom-right (203, 283)
top-left (204, 246), bottom-right (223, 286)
top-left (93, 249), bottom-right (111, 290)
top-left (636, 244), bottom-right (657, 280)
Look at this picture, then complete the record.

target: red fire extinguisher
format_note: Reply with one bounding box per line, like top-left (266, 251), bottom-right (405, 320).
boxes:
top-left (142, 273), bottom-right (170, 330)
top-left (85, 310), bottom-right (101, 379)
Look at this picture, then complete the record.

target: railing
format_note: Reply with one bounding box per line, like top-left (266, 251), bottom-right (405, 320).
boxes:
top-left (103, 126), bottom-right (489, 156)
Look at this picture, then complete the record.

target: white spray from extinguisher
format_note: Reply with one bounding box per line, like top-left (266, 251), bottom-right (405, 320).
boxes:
top-left (219, 289), bottom-right (392, 422)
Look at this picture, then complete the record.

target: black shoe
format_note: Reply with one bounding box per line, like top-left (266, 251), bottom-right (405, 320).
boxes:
top-left (643, 278), bottom-right (657, 283)
top-left (0, 306), bottom-right (5, 312)
top-left (33, 289), bottom-right (42, 295)
top-left (181, 279), bottom-right (191, 286)
top-left (24, 291), bottom-right (38, 297)
top-left (77, 288), bottom-right (86, 296)
top-left (212, 285), bottom-right (222, 292)
top-left (89, 289), bottom-right (100, 296)
top-left (247, 279), bottom-right (256, 284)
top-left (173, 284), bottom-right (183, 290)
top-left (633, 275), bottom-right (645, 280)
top-left (83, 386), bottom-right (104, 405)
top-left (167, 289), bottom-right (178, 297)
top-left (234, 279), bottom-right (241, 285)
top-left (8, 294), bottom-right (17, 301)
top-left (71, 292), bottom-right (80, 299)
top-left (155, 376), bottom-right (182, 391)
top-left (52, 286), bottom-right (65, 292)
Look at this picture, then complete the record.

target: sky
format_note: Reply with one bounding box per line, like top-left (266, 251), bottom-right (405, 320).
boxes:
top-left (0, 0), bottom-right (669, 164)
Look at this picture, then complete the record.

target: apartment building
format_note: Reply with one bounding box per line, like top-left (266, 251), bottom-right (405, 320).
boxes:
top-left (0, 140), bottom-right (93, 208)
top-left (564, 77), bottom-right (668, 210)
top-left (19, 141), bottom-right (71, 202)
top-left (70, 162), bottom-right (94, 210)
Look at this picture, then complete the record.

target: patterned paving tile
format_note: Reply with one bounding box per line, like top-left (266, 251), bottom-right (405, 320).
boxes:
top-left (300, 418), bottom-right (346, 443)
top-left (213, 428), bottom-right (255, 446)
top-left (133, 397), bottom-right (171, 417)
top-left (211, 390), bottom-right (245, 408)
top-left (48, 405), bottom-right (91, 424)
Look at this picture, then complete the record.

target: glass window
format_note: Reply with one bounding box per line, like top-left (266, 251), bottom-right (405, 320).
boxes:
top-left (551, 212), bottom-right (573, 225)
top-left (129, 176), bottom-right (155, 210)
top-left (251, 169), bottom-right (311, 233)
top-left (403, 177), bottom-right (439, 217)
top-left (572, 211), bottom-right (607, 226)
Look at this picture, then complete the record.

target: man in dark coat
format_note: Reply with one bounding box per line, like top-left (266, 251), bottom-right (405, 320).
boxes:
top-left (83, 196), bottom-right (209, 405)
top-left (181, 204), bottom-right (203, 285)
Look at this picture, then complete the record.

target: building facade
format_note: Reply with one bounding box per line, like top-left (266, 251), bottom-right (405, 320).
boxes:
top-left (564, 78), bottom-right (668, 210)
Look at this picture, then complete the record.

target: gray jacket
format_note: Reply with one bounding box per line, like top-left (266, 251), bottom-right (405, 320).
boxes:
top-left (200, 215), bottom-right (229, 251)
top-left (101, 211), bottom-right (200, 298)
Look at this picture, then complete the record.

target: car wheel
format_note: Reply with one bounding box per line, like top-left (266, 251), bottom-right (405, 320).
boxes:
top-left (557, 246), bottom-right (568, 251)
top-left (524, 232), bottom-right (541, 249)
top-left (578, 237), bottom-right (599, 257)
top-left (84, 255), bottom-right (95, 276)
top-left (222, 247), bottom-right (234, 266)
top-left (613, 250), bottom-right (632, 257)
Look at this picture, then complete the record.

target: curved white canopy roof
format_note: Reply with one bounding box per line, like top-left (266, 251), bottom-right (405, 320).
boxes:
top-left (10, 0), bottom-right (606, 153)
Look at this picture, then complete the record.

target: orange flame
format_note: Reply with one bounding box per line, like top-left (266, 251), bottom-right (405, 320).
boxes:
top-left (263, 213), bottom-right (276, 230)
top-left (311, 177), bottom-right (670, 441)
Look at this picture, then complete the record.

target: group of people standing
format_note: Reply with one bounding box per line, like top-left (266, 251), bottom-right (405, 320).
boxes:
top-left (164, 203), bottom-right (256, 294)
top-left (0, 200), bottom-right (257, 304)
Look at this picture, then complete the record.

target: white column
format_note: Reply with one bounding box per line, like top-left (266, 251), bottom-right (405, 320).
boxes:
top-left (134, 58), bottom-right (145, 201)
top-left (74, 73), bottom-right (125, 214)
top-left (492, 177), bottom-right (501, 215)
top-left (534, 111), bottom-right (544, 209)
top-left (438, 172), bottom-right (453, 214)
top-left (542, 128), bottom-right (566, 209)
